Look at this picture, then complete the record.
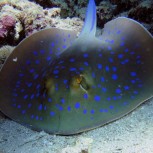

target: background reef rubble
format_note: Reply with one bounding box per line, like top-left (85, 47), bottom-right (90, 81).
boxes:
top-left (0, 0), bottom-right (153, 48)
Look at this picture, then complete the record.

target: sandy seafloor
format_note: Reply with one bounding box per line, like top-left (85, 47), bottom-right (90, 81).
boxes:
top-left (0, 98), bottom-right (153, 153)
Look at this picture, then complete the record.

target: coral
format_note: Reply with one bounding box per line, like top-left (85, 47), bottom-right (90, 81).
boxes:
top-left (0, 45), bottom-right (14, 68)
top-left (129, 0), bottom-right (153, 23)
top-left (97, 1), bottom-right (117, 27)
top-left (0, 15), bottom-right (16, 44)
top-left (0, 0), bottom-right (82, 47)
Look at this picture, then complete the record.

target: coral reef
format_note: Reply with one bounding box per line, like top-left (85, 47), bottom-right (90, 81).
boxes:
top-left (0, 0), bottom-right (82, 47)
top-left (34, 0), bottom-right (153, 34)
top-left (0, 45), bottom-right (14, 68)
top-left (0, 0), bottom-right (152, 48)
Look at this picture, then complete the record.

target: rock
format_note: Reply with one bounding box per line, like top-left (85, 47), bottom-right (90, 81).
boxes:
top-left (60, 137), bottom-right (93, 153)
top-left (129, 0), bottom-right (153, 23)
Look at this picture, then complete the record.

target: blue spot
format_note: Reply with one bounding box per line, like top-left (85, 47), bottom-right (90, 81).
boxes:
top-left (38, 104), bottom-right (43, 111)
top-left (67, 106), bottom-right (71, 111)
top-left (44, 105), bottom-right (47, 110)
top-left (101, 77), bottom-right (105, 82)
top-left (36, 84), bottom-right (41, 89)
top-left (131, 80), bottom-right (136, 84)
top-left (83, 93), bottom-right (88, 99)
top-left (40, 50), bottom-right (45, 54)
top-left (68, 34), bottom-right (71, 38)
top-left (102, 87), bottom-right (107, 92)
top-left (118, 54), bottom-right (123, 59)
top-left (33, 51), bottom-right (38, 56)
top-left (34, 74), bottom-right (39, 80)
top-left (99, 53), bottom-right (102, 57)
top-left (48, 98), bottom-right (52, 103)
top-left (105, 66), bottom-right (109, 72)
top-left (16, 81), bottom-right (21, 84)
top-left (36, 116), bottom-right (39, 120)
top-left (113, 96), bottom-right (117, 100)
top-left (130, 51), bottom-right (135, 55)
top-left (62, 45), bottom-right (67, 49)
top-left (112, 74), bottom-right (118, 80)
top-left (107, 97), bottom-right (111, 101)
top-left (30, 94), bottom-right (34, 99)
top-left (110, 51), bottom-right (115, 55)
top-left (94, 95), bottom-right (101, 102)
top-left (17, 105), bottom-right (21, 109)
top-left (63, 79), bottom-right (68, 84)
top-left (28, 103), bottom-right (32, 108)
top-left (12, 93), bottom-right (18, 97)
top-left (91, 110), bottom-right (95, 114)
top-left (120, 42), bottom-right (125, 46)
top-left (84, 62), bottom-right (89, 66)
top-left (69, 58), bottom-right (75, 62)
top-left (75, 102), bottom-right (80, 109)
top-left (31, 115), bottom-right (34, 119)
top-left (83, 53), bottom-right (88, 58)
top-left (124, 48), bottom-right (129, 52)
top-left (92, 72), bottom-right (95, 78)
top-left (97, 84), bottom-right (101, 88)
top-left (104, 109), bottom-right (108, 112)
top-left (109, 57), bottom-right (114, 63)
top-left (136, 55), bottom-right (141, 59)
top-left (112, 66), bottom-right (117, 72)
top-left (46, 56), bottom-right (51, 61)
top-left (79, 67), bottom-right (84, 71)
top-left (124, 86), bottom-right (129, 90)
top-left (138, 84), bottom-right (143, 88)
top-left (100, 109), bottom-right (104, 112)
top-left (130, 72), bottom-right (137, 77)
top-left (56, 104), bottom-right (63, 111)
top-left (123, 101), bottom-right (128, 105)
top-left (24, 95), bottom-right (28, 99)
top-left (61, 98), bottom-right (65, 104)
top-left (36, 93), bottom-right (40, 97)
top-left (58, 60), bottom-right (64, 64)
top-left (27, 82), bottom-right (32, 88)
top-left (55, 84), bottom-right (58, 91)
top-left (53, 70), bottom-right (59, 75)
top-left (35, 60), bottom-right (40, 64)
top-left (133, 91), bottom-right (138, 94)
top-left (19, 73), bottom-right (24, 77)
top-left (108, 46), bottom-right (112, 50)
top-left (83, 109), bottom-right (87, 114)
top-left (116, 88), bottom-right (122, 94)
top-left (29, 69), bottom-right (34, 73)
top-left (39, 117), bottom-right (43, 120)
top-left (70, 67), bottom-right (76, 71)
top-left (117, 30), bottom-right (121, 34)
top-left (109, 105), bottom-right (114, 109)
top-left (51, 42), bottom-right (55, 47)
top-left (22, 110), bottom-right (26, 114)
top-left (50, 111), bottom-right (55, 116)
top-left (97, 64), bottom-right (102, 69)
top-left (136, 60), bottom-right (141, 64)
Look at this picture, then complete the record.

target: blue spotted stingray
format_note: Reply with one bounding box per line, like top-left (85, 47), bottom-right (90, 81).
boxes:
top-left (0, 0), bottom-right (153, 135)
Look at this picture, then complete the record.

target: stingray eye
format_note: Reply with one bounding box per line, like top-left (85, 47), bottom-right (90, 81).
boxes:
top-left (76, 75), bottom-right (82, 84)
top-left (76, 74), bottom-right (90, 92)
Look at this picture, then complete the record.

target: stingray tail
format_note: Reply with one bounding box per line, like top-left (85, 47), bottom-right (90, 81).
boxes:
top-left (79, 0), bottom-right (97, 37)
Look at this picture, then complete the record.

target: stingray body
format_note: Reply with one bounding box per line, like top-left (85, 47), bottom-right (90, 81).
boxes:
top-left (0, 0), bottom-right (153, 135)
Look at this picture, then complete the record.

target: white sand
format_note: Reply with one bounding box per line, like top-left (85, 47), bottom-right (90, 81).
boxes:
top-left (0, 98), bottom-right (153, 153)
